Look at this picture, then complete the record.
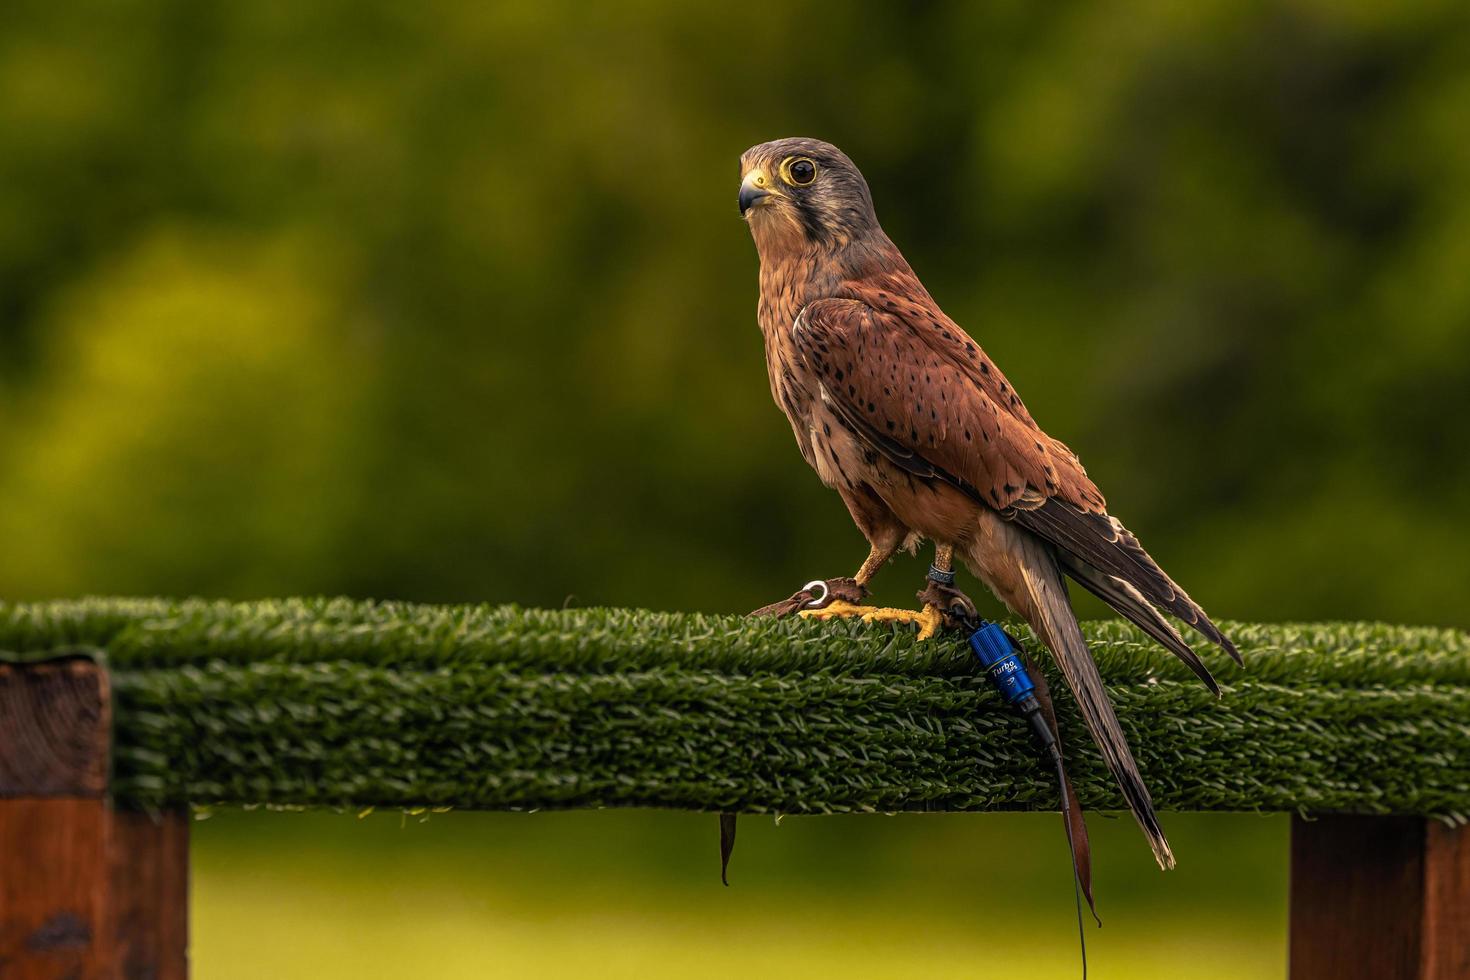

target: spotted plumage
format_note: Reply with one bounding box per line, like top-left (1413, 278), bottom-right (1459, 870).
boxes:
top-left (740, 137), bottom-right (1239, 868)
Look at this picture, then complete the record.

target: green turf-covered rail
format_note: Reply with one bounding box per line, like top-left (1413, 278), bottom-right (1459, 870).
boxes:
top-left (1, 597), bottom-right (1466, 818)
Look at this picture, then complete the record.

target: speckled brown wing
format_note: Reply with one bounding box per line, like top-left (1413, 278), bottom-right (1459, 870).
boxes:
top-left (794, 296), bottom-right (1102, 515)
top-left (841, 279), bottom-right (1107, 513)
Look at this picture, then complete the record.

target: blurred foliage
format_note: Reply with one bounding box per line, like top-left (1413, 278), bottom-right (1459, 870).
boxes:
top-left (1, 0), bottom-right (1467, 627)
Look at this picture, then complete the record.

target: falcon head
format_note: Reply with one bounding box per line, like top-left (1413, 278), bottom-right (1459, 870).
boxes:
top-left (739, 138), bottom-right (879, 252)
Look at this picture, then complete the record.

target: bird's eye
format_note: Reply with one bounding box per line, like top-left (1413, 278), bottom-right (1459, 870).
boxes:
top-left (782, 156), bottom-right (818, 186)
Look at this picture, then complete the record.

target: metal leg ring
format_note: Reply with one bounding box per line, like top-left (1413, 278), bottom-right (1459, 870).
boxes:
top-left (927, 564), bottom-right (956, 585)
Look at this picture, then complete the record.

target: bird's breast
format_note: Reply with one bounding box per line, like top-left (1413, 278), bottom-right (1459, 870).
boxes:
top-left (756, 257), bottom-right (873, 486)
top-left (756, 266), bottom-right (821, 417)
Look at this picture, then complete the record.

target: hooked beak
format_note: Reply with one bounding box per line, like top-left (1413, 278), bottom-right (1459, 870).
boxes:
top-left (739, 169), bottom-right (775, 215)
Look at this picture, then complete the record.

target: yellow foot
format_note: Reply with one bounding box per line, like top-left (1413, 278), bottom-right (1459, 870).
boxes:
top-left (799, 601), bottom-right (947, 640)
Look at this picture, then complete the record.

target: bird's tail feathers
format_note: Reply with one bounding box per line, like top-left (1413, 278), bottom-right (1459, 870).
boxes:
top-left (1061, 557), bottom-right (1220, 696)
top-left (1013, 502), bottom-right (1241, 666)
top-left (1000, 537), bottom-right (1176, 871)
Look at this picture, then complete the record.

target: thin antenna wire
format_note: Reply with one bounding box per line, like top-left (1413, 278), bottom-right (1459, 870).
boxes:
top-left (1053, 751), bottom-right (1089, 979)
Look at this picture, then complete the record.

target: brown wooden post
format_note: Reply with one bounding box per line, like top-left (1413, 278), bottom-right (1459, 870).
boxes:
top-left (1291, 813), bottom-right (1470, 979)
top-left (0, 658), bottom-right (188, 978)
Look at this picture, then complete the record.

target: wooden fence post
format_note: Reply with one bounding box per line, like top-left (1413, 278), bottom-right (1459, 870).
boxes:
top-left (0, 658), bottom-right (189, 978)
top-left (1291, 813), bottom-right (1470, 979)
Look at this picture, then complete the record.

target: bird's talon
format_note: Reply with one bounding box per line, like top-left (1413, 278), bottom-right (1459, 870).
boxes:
top-left (916, 604), bottom-right (944, 641)
top-left (798, 599), bottom-right (876, 622)
top-left (803, 602), bottom-right (946, 640)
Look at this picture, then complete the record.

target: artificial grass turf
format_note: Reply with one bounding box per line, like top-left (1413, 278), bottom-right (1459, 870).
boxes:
top-left (1, 597), bottom-right (1466, 817)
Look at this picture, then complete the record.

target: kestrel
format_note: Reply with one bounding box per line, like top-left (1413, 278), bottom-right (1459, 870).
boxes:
top-left (740, 137), bottom-right (1239, 868)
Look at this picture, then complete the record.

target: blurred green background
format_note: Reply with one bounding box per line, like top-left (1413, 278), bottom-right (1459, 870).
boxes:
top-left (3, 0), bottom-right (1467, 976)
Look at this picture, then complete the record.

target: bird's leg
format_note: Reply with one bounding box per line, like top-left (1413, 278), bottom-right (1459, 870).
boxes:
top-left (915, 544), bottom-right (980, 634)
top-left (854, 541), bottom-right (890, 585)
